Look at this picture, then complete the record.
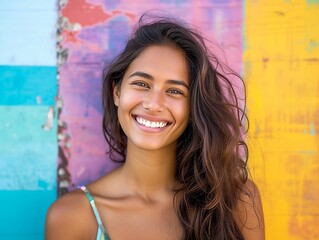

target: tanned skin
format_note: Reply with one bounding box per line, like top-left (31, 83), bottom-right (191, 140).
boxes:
top-left (45, 46), bottom-right (264, 240)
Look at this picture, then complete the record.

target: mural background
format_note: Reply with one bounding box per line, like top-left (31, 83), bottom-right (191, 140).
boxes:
top-left (0, 0), bottom-right (318, 239)
top-left (57, 0), bottom-right (243, 192)
top-left (0, 1), bottom-right (57, 239)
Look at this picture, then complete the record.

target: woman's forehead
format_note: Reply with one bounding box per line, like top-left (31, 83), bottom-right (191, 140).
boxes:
top-left (124, 45), bottom-right (189, 82)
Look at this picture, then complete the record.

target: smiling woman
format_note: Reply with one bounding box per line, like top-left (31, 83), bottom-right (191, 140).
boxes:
top-left (45, 14), bottom-right (264, 240)
top-left (113, 45), bottom-right (190, 151)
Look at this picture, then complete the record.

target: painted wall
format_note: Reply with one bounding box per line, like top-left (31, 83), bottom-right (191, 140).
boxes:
top-left (57, 0), bottom-right (243, 191)
top-left (0, 1), bottom-right (57, 239)
top-left (245, 0), bottom-right (319, 239)
top-left (0, 0), bottom-right (318, 239)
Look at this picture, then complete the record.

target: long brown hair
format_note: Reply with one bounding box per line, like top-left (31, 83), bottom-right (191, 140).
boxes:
top-left (102, 14), bottom-right (249, 240)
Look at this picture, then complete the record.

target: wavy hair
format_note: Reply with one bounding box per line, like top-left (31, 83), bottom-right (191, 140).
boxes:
top-left (102, 14), bottom-right (249, 240)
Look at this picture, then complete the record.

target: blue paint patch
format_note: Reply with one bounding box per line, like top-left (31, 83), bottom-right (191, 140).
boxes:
top-left (107, 17), bottom-right (131, 57)
top-left (0, 66), bottom-right (57, 105)
top-left (309, 122), bottom-right (317, 135)
top-left (0, 0), bottom-right (56, 10)
top-left (99, 0), bottom-right (119, 9)
top-left (0, 106), bottom-right (57, 190)
top-left (0, 190), bottom-right (56, 239)
top-left (0, 0), bottom-right (57, 66)
top-left (38, 179), bottom-right (49, 189)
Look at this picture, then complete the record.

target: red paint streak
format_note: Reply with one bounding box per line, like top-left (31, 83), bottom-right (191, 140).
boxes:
top-left (61, 0), bottom-right (111, 27)
top-left (62, 30), bottom-right (83, 44)
top-left (60, 0), bottom-right (136, 44)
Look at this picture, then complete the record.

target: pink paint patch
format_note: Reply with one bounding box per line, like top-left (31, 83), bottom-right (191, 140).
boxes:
top-left (61, 0), bottom-right (111, 27)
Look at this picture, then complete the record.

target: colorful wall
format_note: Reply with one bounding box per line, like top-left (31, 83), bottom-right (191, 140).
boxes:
top-left (56, 0), bottom-right (243, 192)
top-left (0, 1), bottom-right (57, 239)
top-left (245, 1), bottom-right (319, 238)
top-left (0, 0), bottom-right (318, 239)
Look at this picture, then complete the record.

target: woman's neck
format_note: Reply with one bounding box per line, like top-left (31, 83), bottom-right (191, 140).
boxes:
top-left (119, 142), bottom-right (177, 200)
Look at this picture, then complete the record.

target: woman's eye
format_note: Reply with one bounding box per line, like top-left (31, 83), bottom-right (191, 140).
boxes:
top-left (132, 81), bottom-right (149, 88)
top-left (167, 89), bottom-right (183, 95)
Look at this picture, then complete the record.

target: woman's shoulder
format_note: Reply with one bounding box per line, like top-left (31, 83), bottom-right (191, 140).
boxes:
top-left (234, 179), bottom-right (265, 240)
top-left (46, 187), bottom-right (89, 219)
top-left (45, 187), bottom-right (95, 239)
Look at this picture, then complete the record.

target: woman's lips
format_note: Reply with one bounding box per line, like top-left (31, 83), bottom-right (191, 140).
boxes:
top-left (133, 115), bottom-right (171, 129)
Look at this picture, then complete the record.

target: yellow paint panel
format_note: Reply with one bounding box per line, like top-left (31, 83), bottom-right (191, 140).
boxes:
top-left (245, 1), bottom-right (319, 239)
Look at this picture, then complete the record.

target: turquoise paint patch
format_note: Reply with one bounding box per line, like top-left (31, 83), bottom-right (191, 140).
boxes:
top-left (0, 66), bottom-right (57, 105)
top-left (0, 0), bottom-right (56, 66)
top-left (0, 106), bottom-right (57, 190)
top-left (0, 190), bottom-right (56, 239)
top-left (0, 235), bottom-right (43, 240)
top-left (38, 179), bottom-right (49, 189)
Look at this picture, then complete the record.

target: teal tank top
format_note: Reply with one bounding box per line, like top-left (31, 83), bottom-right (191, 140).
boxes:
top-left (80, 186), bottom-right (111, 240)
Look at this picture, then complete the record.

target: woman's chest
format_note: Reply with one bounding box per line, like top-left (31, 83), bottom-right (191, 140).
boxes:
top-left (96, 198), bottom-right (182, 240)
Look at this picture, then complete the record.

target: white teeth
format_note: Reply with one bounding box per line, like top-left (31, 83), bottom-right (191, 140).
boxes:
top-left (136, 117), bottom-right (168, 128)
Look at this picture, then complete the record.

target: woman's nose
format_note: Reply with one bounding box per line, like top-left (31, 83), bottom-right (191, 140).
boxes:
top-left (143, 91), bottom-right (165, 112)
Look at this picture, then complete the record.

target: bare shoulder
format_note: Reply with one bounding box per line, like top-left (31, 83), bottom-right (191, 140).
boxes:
top-left (234, 179), bottom-right (265, 240)
top-left (45, 188), bottom-right (94, 240)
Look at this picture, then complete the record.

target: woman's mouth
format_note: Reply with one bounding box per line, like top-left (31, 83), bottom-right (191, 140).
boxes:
top-left (135, 116), bottom-right (169, 128)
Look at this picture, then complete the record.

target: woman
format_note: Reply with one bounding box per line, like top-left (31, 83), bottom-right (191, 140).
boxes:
top-left (46, 15), bottom-right (264, 240)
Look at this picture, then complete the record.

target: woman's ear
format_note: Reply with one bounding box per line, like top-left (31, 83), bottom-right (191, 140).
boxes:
top-left (113, 84), bottom-right (120, 107)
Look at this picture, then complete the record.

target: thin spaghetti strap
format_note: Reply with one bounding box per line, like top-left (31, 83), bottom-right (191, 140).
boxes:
top-left (79, 186), bottom-right (110, 240)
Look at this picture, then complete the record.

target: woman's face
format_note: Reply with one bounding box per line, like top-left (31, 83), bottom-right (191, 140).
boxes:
top-left (113, 45), bottom-right (190, 152)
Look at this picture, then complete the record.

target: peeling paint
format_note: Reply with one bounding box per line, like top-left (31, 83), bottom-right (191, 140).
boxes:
top-left (56, 44), bottom-right (69, 68)
top-left (57, 0), bottom-right (72, 196)
top-left (59, 0), bottom-right (68, 9)
top-left (42, 106), bottom-right (54, 131)
top-left (56, 93), bottom-right (72, 195)
top-left (36, 95), bottom-right (42, 105)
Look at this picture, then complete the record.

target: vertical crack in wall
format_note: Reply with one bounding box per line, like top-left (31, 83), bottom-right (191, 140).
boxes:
top-left (56, 0), bottom-right (86, 196)
top-left (57, 0), bottom-right (71, 197)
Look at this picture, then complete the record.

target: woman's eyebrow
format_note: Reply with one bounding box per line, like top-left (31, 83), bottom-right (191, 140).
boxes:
top-left (129, 71), bottom-right (189, 89)
top-left (129, 71), bottom-right (154, 80)
top-left (166, 79), bottom-right (189, 89)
